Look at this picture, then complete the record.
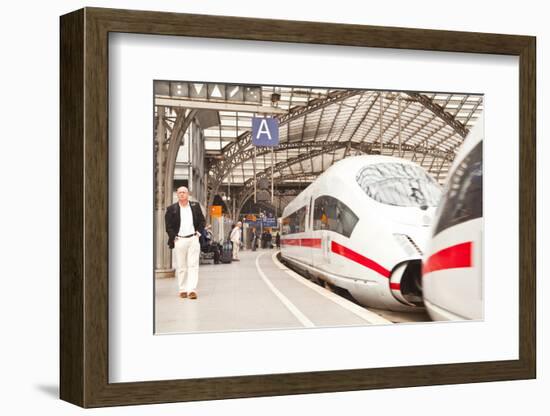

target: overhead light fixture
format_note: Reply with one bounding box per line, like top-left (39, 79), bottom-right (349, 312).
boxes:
top-left (271, 92), bottom-right (281, 104)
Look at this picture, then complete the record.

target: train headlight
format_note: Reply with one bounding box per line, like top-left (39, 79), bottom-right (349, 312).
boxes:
top-left (393, 233), bottom-right (423, 256)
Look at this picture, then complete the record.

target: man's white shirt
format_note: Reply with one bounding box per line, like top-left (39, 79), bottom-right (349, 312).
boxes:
top-left (230, 227), bottom-right (241, 242)
top-left (178, 203), bottom-right (195, 236)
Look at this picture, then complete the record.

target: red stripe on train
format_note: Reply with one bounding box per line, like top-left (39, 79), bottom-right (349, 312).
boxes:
top-left (331, 241), bottom-right (391, 278)
top-left (390, 282), bottom-right (401, 290)
top-left (280, 238), bottom-right (321, 248)
top-left (301, 238), bottom-right (322, 248)
top-left (422, 242), bottom-right (473, 275)
top-left (280, 238), bottom-right (391, 278)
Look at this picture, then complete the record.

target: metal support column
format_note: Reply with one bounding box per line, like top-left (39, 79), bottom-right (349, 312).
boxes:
top-left (253, 146), bottom-right (257, 203)
top-left (379, 93), bottom-right (383, 154)
top-left (154, 106), bottom-right (173, 278)
top-left (188, 125), bottom-right (192, 192)
top-left (398, 95), bottom-right (402, 157)
top-left (155, 108), bottom-right (196, 278)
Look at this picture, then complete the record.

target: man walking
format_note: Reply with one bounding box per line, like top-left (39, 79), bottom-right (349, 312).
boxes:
top-left (230, 221), bottom-right (242, 261)
top-left (165, 186), bottom-right (206, 300)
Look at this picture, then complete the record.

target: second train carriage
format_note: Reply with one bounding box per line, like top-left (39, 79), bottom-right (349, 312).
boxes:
top-left (280, 155), bottom-right (442, 312)
top-left (422, 118), bottom-right (484, 321)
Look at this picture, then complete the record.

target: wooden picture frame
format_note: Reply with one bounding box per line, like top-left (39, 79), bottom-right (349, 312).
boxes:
top-left (60, 7), bottom-right (536, 408)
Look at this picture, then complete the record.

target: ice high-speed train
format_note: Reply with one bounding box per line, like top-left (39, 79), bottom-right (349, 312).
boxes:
top-left (422, 118), bottom-right (483, 321)
top-left (280, 155), bottom-right (442, 312)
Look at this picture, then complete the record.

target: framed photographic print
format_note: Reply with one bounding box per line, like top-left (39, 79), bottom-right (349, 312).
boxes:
top-left (60, 7), bottom-right (536, 408)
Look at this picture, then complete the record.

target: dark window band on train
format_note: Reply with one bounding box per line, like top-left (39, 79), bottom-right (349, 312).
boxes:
top-left (313, 195), bottom-right (358, 238)
top-left (356, 163), bottom-right (441, 208)
top-left (432, 141), bottom-right (483, 236)
top-left (281, 205), bottom-right (307, 235)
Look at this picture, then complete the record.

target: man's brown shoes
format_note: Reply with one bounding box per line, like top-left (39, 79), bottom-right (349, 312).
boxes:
top-left (179, 291), bottom-right (197, 299)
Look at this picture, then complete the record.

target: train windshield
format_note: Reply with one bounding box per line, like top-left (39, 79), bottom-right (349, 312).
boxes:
top-left (432, 141), bottom-right (482, 236)
top-left (356, 163), bottom-right (441, 207)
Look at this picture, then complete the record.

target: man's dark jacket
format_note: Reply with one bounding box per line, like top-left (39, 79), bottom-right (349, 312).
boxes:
top-left (165, 201), bottom-right (206, 249)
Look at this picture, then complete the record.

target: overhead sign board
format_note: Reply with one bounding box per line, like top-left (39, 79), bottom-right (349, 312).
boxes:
top-left (210, 205), bottom-right (222, 218)
top-left (154, 81), bottom-right (262, 104)
top-left (262, 218), bottom-right (278, 227)
top-left (252, 117), bottom-right (279, 147)
top-left (243, 218), bottom-right (278, 228)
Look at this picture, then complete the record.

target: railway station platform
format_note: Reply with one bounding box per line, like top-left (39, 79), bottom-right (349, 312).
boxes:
top-left (155, 249), bottom-right (393, 334)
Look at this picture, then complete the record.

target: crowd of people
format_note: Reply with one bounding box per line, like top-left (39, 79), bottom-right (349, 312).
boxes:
top-left (196, 222), bottom-right (281, 265)
top-left (248, 228), bottom-right (280, 250)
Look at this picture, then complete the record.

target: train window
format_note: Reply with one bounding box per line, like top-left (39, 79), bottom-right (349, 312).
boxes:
top-left (282, 206), bottom-right (307, 235)
top-left (356, 163), bottom-right (441, 207)
top-left (313, 195), bottom-right (358, 238)
top-left (432, 141), bottom-right (482, 236)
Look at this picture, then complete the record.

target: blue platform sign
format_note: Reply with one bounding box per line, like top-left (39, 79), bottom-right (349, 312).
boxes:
top-left (252, 117), bottom-right (279, 147)
top-left (262, 218), bottom-right (277, 227)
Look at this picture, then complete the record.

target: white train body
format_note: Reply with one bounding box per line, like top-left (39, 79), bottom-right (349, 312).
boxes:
top-left (422, 118), bottom-right (483, 321)
top-left (280, 155), bottom-right (442, 311)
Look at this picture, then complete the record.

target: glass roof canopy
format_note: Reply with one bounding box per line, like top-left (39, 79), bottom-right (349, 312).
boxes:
top-left (156, 83), bottom-right (483, 187)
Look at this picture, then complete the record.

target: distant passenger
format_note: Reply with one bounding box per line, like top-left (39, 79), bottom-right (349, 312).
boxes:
top-left (321, 211), bottom-right (328, 228)
top-left (250, 228), bottom-right (258, 251)
top-left (275, 232), bottom-right (281, 249)
top-left (200, 224), bottom-right (221, 264)
top-left (265, 231), bottom-right (271, 248)
top-left (164, 186), bottom-right (206, 300)
top-left (230, 222), bottom-right (243, 261)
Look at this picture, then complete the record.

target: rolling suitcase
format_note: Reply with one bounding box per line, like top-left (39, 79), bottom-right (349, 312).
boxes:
top-left (220, 240), bottom-right (233, 263)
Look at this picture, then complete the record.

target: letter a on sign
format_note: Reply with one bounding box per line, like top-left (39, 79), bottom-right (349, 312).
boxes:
top-left (252, 117), bottom-right (279, 147)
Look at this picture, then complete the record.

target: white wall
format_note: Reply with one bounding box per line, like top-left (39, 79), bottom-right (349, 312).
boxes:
top-left (0, 0), bottom-right (545, 414)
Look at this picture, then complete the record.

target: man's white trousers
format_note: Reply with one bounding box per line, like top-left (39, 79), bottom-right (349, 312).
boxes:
top-left (174, 236), bottom-right (200, 293)
top-left (232, 240), bottom-right (240, 260)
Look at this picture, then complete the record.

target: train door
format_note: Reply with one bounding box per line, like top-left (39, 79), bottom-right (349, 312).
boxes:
top-left (311, 196), bottom-right (323, 270)
top-left (307, 196), bottom-right (314, 266)
top-left (312, 195), bottom-right (332, 271)
top-left (322, 230), bottom-right (331, 265)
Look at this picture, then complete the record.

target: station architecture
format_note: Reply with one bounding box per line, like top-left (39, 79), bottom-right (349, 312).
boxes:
top-left (154, 82), bottom-right (483, 276)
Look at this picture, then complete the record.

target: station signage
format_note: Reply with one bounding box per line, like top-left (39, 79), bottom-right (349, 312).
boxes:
top-left (210, 205), bottom-right (222, 218)
top-left (252, 117), bottom-right (279, 147)
top-left (243, 217), bottom-right (278, 228)
top-left (262, 218), bottom-right (278, 227)
top-left (154, 82), bottom-right (262, 104)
